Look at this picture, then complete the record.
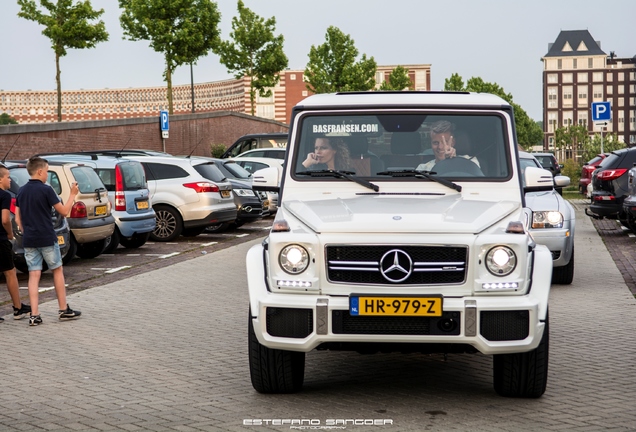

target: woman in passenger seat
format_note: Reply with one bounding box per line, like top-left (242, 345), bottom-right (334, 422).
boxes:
top-left (301, 137), bottom-right (350, 171)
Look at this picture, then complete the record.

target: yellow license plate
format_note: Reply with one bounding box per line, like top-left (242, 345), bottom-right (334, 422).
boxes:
top-left (136, 200), bottom-right (149, 210)
top-left (350, 296), bottom-right (443, 317)
top-left (95, 205), bottom-right (107, 216)
top-left (57, 235), bottom-right (65, 245)
top-left (221, 190), bottom-right (231, 198)
top-left (262, 200), bottom-right (269, 208)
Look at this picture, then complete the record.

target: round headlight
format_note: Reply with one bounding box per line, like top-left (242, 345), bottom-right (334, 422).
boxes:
top-left (485, 246), bottom-right (517, 276)
top-left (279, 244), bottom-right (309, 274)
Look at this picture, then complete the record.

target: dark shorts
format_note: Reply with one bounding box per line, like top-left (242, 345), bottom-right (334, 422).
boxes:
top-left (0, 239), bottom-right (15, 272)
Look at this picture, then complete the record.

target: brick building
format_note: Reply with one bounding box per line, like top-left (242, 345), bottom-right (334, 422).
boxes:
top-left (542, 30), bottom-right (636, 160)
top-left (1, 65), bottom-right (431, 126)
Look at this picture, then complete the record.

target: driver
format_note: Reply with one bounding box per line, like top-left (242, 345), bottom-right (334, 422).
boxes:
top-left (416, 120), bottom-right (479, 172)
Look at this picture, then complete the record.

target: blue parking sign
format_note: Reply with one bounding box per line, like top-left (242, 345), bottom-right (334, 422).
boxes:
top-left (591, 101), bottom-right (611, 122)
top-left (160, 110), bottom-right (169, 131)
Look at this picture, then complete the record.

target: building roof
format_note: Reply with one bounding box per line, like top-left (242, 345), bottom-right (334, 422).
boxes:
top-left (544, 30), bottom-right (606, 58)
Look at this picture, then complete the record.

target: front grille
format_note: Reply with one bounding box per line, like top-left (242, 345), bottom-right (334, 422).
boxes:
top-left (480, 311), bottom-right (529, 341)
top-left (266, 307), bottom-right (313, 338)
top-left (332, 310), bottom-right (461, 335)
top-left (326, 245), bottom-right (467, 285)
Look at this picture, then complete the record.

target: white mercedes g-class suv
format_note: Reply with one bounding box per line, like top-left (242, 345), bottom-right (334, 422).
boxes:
top-left (247, 91), bottom-right (554, 398)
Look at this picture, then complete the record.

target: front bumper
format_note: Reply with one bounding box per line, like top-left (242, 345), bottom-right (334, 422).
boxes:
top-left (246, 244), bottom-right (551, 356)
top-left (529, 227), bottom-right (573, 267)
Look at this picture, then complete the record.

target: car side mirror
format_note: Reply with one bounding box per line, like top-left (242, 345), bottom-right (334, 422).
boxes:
top-left (553, 175), bottom-right (571, 188)
top-left (524, 167), bottom-right (554, 193)
top-left (251, 167), bottom-right (280, 193)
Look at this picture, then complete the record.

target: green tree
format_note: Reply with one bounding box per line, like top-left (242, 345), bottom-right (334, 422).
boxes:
top-left (554, 124), bottom-right (589, 161)
top-left (305, 26), bottom-right (377, 93)
top-left (0, 113), bottom-right (18, 125)
top-left (17, 0), bottom-right (108, 122)
top-left (216, 0), bottom-right (287, 116)
top-left (444, 74), bottom-right (543, 149)
top-left (378, 65), bottom-right (412, 91)
top-left (119, 0), bottom-right (222, 115)
top-left (581, 132), bottom-right (625, 163)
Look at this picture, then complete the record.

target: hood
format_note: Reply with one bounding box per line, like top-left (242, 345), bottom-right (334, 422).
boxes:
top-left (524, 191), bottom-right (560, 212)
top-left (283, 194), bottom-right (520, 234)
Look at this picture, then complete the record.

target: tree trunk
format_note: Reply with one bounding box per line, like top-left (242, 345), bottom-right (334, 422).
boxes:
top-left (56, 52), bottom-right (62, 122)
top-left (167, 66), bottom-right (173, 115)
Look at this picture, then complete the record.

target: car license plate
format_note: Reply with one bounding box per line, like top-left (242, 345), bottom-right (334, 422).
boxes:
top-left (349, 296), bottom-right (443, 317)
top-left (262, 200), bottom-right (269, 208)
top-left (57, 235), bottom-right (65, 245)
top-left (95, 205), bottom-right (107, 216)
top-left (136, 200), bottom-right (149, 210)
top-left (221, 190), bottom-right (231, 198)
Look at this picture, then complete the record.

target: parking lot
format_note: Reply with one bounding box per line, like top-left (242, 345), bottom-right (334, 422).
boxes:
top-left (1, 207), bottom-right (636, 431)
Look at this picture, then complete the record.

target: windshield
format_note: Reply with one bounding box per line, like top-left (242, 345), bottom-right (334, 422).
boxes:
top-left (221, 161), bottom-right (252, 179)
top-left (292, 113), bottom-right (510, 181)
top-left (193, 162), bottom-right (226, 182)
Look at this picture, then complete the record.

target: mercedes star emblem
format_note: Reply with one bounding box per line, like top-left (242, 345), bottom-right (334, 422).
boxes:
top-left (380, 249), bottom-right (413, 283)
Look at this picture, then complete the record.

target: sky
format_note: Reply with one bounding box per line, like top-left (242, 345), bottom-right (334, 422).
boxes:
top-left (1, 0), bottom-right (635, 121)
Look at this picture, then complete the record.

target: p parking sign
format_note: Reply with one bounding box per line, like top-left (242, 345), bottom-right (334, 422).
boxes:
top-left (160, 110), bottom-right (169, 138)
top-left (591, 101), bottom-right (611, 122)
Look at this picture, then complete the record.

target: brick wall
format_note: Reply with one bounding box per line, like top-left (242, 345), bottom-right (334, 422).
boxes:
top-left (0, 111), bottom-right (288, 160)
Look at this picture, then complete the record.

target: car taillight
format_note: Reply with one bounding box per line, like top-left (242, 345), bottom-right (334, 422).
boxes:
top-left (10, 197), bottom-right (16, 214)
top-left (70, 202), bottom-right (87, 218)
top-left (115, 165), bottom-right (126, 211)
top-left (183, 182), bottom-right (220, 193)
top-left (597, 168), bottom-right (627, 181)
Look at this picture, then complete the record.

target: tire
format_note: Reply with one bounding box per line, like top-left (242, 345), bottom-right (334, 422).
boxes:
top-left (119, 232), bottom-right (150, 249)
top-left (248, 310), bottom-right (305, 394)
top-left (13, 255), bottom-right (30, 274)
top-left (76, 238), bottom-right (107, 259)
top-left (493, 313), bottom-right (549, 398)
top-left (150, 205), bottom-right (183, 242)
top-left (551, 248), bottom-right (574, 285)
top-left (62, 235), bottom-right (78, 265)
top-left (627, 214), bottom-right (636, 233)
top-left (102, 228), bottom-right (121, 253)
top-left (204, 222), bottom-right (231, 234)
top-left (181, 227), bottom-right (206, 237)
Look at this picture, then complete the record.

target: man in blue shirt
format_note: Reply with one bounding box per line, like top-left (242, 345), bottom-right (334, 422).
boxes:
top-left (15, 157), bottom-right (81, 326)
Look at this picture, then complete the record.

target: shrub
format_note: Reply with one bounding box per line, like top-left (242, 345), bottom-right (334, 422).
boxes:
top-left (562, 158), bottom-right (580, 185)
top-left (210, 144), bottom-right (227, 158)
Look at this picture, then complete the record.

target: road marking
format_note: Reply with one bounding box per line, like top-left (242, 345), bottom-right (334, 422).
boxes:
top-left (159, 252), bottom-right (180, 259)
top-left (126, 254), bottom-right (140, 256)
top-left (105, 266), bottom-right (132, 274)
top-left (91, 268), bottom-right (109, 271)
top-left (201, 241), bottom-right (218, 246)
top-left (629, 233), bottom-right (636, 238)
top-left (144, 254), bottom-right (164, 256)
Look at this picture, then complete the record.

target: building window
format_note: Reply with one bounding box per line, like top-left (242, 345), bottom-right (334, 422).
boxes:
top-left (562, 86), bottom-right (573, 106)
top-left (256, 104), bottom-right (274, 119)
top-left (302, 90), bottom-right (308, 97)
top-left (630, 97), bottom-right (636, 106)
top-left (630, 72), bottom-right (636, 80)
top-left (630, 84), bottom-right (636, 93)
top-left (376, 71), bottom-right (384, 84)
top-left (578, 111), bottom-right (588, 127)
top-left (593, 85), bottom-right (603, 100)
top-left (557, 59), bottom-right (562, 70)
top-left (573, 58), bottom-right (577, 69)
top-left (618, 85), bottom-right (625, 95)
top-left (562, 73), bottom-right (573, 83)
top-left (548, 87), bottom-right (558, 108)
top-left (547, 74), bottom-right (558, 84)
top-left (548, 112), bottom-right (557, 133)
top-left (290, 74), bottom-right (296, 80)
top-left (593, 72), bottom-right (603, 82)
top-left (618, 72), bottom-right (624, 81)
top-left (607, 72), bottom-right (613, 81)
top-left (607, 85), bottom-right (613, 95)
top-left (578, 86), bottom-right (588, 106)
top-left (577, 72), bottom-right (588, 83)
top-left (619, 98), bottom-right (625, 107)
top-left (563, 112), bottom-right (573, 127)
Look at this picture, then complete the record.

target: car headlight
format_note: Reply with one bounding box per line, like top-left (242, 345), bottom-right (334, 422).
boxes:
top-left (485, 246), bottom-right (517, 276)
top-left (532, 211), bottom-right (563, 228)
top-left (279, 244), bottom-right (309, 274)
top-left (234, 188), bottom-right (255, 197)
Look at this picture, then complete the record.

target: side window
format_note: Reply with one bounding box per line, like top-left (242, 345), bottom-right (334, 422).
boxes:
top-left (47, 172), bottom-right (63, 195)
top-left (229, 139), bottom-right (253, 158)
top-left (95, 169), bottom-right (115, 191)
top-left (142, 162), bottom-right (188, 180)
top-left (119, 163), bottom-right (146, 190)
top-left (239, 161), bottom-right (268, 174)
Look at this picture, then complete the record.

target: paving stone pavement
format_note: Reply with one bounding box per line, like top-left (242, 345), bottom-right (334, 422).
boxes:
top-left (1, 206), bottom-right (635, 432)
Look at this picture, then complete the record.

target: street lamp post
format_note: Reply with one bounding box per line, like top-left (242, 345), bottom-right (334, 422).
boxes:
top-left (190, 63), bottom-right (195, 114)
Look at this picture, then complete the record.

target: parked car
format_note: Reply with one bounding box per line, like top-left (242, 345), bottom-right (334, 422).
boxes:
top-left (122, 155), bottom-right (237, 241)
top-left (216, 157), bottom-right (271, 216)
top-left (532, 152), bottom-right (562, 176)
top-left (621, 165), bottom-right (636, 232)
top-left (586, 147), bottom-right (636, 224)
top-left (36, 153), bottom-right (156, 253)
top-left (221, 133), bottom-right (288, 159)
top-left (520, 152), bottom-right (575, 284)
top-left (3, 161), bottom-right (71, 273)
top-left (579, 153), bottom-right (608, 194)
top-left (10, 160), bottom-right (116, 262)
top-left (230, 156), bottom-right (283, 212)
top-left (232, 148), bottom-right (286, 160)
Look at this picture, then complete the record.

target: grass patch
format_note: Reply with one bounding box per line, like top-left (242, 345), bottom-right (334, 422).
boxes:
top-left (563, 190), bottom-right (584, 200)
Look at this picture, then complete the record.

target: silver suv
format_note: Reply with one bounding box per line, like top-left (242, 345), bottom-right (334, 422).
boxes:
top-left (123, 155), bottom-right (237, 241)
top-left (247, 92), bottom-right (555, 398)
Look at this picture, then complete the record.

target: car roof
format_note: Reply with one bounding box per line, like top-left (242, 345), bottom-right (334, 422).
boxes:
top-left (297, 91), bottom-right (511, 109)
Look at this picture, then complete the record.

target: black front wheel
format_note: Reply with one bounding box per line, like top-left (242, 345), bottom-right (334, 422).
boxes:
top-left (493, 313), bottom-right (549, 398)
top-left (248, 310), bottom-right (305, 394)
top-left (119, 232), bottom-right (151, 249)
top-left (76, 238), bottom-right (107, 259)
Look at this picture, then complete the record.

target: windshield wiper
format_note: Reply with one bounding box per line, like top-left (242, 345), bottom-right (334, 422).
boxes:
top-left (376, 169), bottom-right (462, 192)
top-left (296, 170), bottom-right (379, 192)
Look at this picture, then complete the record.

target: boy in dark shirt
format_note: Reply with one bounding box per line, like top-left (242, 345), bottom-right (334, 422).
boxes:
top-left (0, 166), bottom-right (31, 322)
top-left (15, 157), bottom-right (81, 326)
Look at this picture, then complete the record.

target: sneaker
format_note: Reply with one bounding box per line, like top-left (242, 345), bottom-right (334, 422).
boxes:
top-left (0, 316), bottom-right (4, 323)
top-left (13, 303), bottom-right (31, 320)
top-left (58, 305), bottom-right (81, 321)
top-left (29, 315), bottom-right (42, 326)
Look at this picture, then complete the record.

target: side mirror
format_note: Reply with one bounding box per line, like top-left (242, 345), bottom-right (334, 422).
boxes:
top-left (558, 164), bottom-right (564, 169)
top-left (554, 175), bottom-right (571, 188)
top-left (251, 167), bottom-right (280, 193)
top-left (524, 167), bottom-right (554, 193)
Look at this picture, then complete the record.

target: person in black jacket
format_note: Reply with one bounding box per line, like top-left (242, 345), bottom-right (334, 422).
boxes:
top-left (301, 137), bottom-right (350, 171)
